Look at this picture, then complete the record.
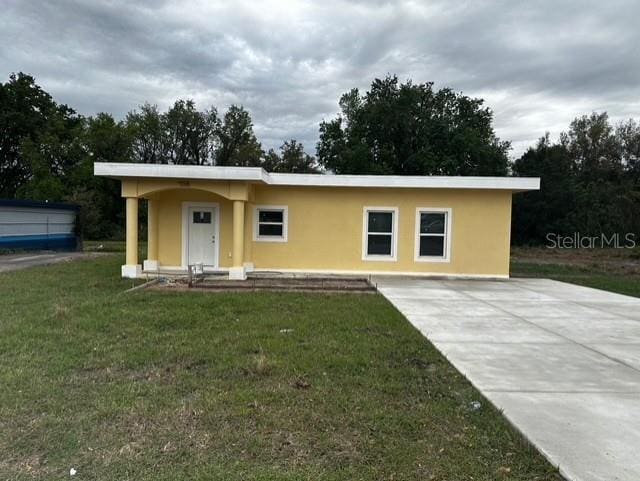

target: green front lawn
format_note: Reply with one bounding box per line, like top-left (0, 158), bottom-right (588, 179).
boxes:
top-left (511, 247), bottom-right (640, 298)
top-left (0, 255), bottom-right (560, 480)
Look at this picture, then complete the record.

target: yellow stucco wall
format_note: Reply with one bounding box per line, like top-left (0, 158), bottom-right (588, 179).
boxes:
top-left (148, 189), bottom-right (231, 268)
top-left (144, 183), bottom-right (513, 276)
top-left (249, 186), bottom-right (512, 276)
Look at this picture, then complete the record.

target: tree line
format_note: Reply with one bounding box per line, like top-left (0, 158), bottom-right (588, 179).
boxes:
top-left (0, 73), bottom-right (318, 238)
top-left (512, 113), bottom-right (640, 244)
top-left (1, 72), bottom-right (638, 243)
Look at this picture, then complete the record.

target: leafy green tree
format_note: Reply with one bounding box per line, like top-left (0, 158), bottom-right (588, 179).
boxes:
top-left (261, 148), bottom-right (281, 172)
top-left (15, 106), bottom-right (85, 201)
top-left (564, 113), bottom-right (638, 238)
top-left (317, 75), bottom-right (510, 175)
top-left (0, 73), bottom-right (83, 197)
top-left (0, 74), bottom-right (118, 238)
top-left (69, 113), bottom-right (132, 239)
top-left (16, 137), bottom-right (69, 200)
top-left (83, 113), bottom-right (132, 165)
top-left (126, 103), bottom-right (164, 164)
top-left (163, 99), bottom-right (219, 165)
top-left (512, 135), bottom-right (577, 244)
top-left (262, 139), bottom-right (318, 173)
top-left (617, 119), bottom-right (640, 182)
top-left (316, 117), bottom-right (346, 173)
top-left (126, 100), bottom-right (220, 165)
top-left (513, 114), bottom-right (640, 245)
top-left (562, 112), bottom-right (623, 180)
top-left (214, 105), bottom-right (263, 166)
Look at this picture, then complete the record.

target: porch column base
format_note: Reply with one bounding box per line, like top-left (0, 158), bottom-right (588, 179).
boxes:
top-left (122, 264), bottom-right (142, 279)
top-left (243, 262), bottom-right (255, 273)
top-left (228, 266), bottom-right (247, 280)
top-left (143, 259), bottom-right (159, 271)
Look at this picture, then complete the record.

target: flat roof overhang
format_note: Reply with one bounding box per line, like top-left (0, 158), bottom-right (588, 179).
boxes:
top-left (94, 162), bottom-right (540, 192)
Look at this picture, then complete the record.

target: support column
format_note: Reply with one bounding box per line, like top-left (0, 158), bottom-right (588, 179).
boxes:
top-left (229, 200), bottom-right (246, 280)
top-left (243, 202), bottom-right (254, 273)
top-left (122, 197), bottom-right (141, 278)
top-left (143, 199), bottom-right (159, 271)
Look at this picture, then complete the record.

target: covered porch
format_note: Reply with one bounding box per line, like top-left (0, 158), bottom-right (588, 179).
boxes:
top-left (121, 177), bottom-right (255, 280)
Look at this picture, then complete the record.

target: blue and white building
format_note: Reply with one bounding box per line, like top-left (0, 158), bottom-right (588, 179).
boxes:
top-left (0, 199), bottom-right (79, 250)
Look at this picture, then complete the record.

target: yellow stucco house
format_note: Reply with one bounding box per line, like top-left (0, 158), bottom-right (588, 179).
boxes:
top-left (94, 162), bottom-right (539, 280)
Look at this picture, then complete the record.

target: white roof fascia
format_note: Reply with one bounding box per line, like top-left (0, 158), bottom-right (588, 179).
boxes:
top-left (94, 162), bottom-right (267, 182)
top-left (94, 162), bottom-right (540, 192)
top-left (266, 173), bottom-right (540, 191)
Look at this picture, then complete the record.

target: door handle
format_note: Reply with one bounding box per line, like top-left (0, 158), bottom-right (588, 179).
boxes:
top-left (212, 236), bottom-right (216, 243)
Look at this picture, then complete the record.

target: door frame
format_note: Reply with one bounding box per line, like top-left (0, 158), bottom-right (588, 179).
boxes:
top-left (181, 201), bottom-right (220, 270)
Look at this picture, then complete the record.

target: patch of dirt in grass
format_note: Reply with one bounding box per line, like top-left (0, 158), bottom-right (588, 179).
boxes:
top-left (269, 430), bottom-right (312, 464)
top-left (257, 419), bottom-right (366, 469)
top-left (70, 359), bottom-right (208, 385)
top-left (291, 376), bottom-right (311, 389)
top-left (353, 325), bottom-right (394, 337)
top-left (0, 453), bottom-right (53, 479)
top-left (101, 400), bottom-right (365, 471)
top-left (52, 302), bottom-right (70, 319)
top-left (94, 401), bottom-right (213, 467)
top-left (249, 351), bottom-right (272, 376)
top-left (406, 357), bottom-right (439, 371)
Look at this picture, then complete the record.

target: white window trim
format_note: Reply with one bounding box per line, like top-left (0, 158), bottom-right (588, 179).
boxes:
top-left (253, 205), bottom-right (288, 242)
top-left (414, 207), bottom-right (452, 263)
top-left (362, 206), bottom-right (399, 262)
top-left (181, 201), bottom-right (220, 269)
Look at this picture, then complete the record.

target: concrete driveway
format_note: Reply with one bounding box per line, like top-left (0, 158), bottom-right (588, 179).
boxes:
top-left (375, 277), bottom-right (640, 481)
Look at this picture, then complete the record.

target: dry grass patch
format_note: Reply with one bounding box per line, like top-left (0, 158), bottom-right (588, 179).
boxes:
top-left (52, 302), bottom-right (70, 319)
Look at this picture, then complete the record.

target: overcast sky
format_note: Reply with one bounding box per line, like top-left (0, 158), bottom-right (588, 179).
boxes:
top-left (1, 0), bottom-right (638, 158)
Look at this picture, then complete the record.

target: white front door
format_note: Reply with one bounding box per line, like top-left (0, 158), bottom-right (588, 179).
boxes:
top-left (187, 206), bottom-right (217, 267)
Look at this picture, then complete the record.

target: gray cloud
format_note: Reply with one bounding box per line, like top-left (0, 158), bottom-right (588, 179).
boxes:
top-left (1, 0), bottom-right (638, 158)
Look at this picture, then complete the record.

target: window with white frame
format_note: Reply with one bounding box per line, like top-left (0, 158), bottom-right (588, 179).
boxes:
top-left (363, 207), bottom-right (398, 260)
top-left (415, 208), bottom-right (451, 261)
top-left (254, 206), bottom-right (288, 242)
